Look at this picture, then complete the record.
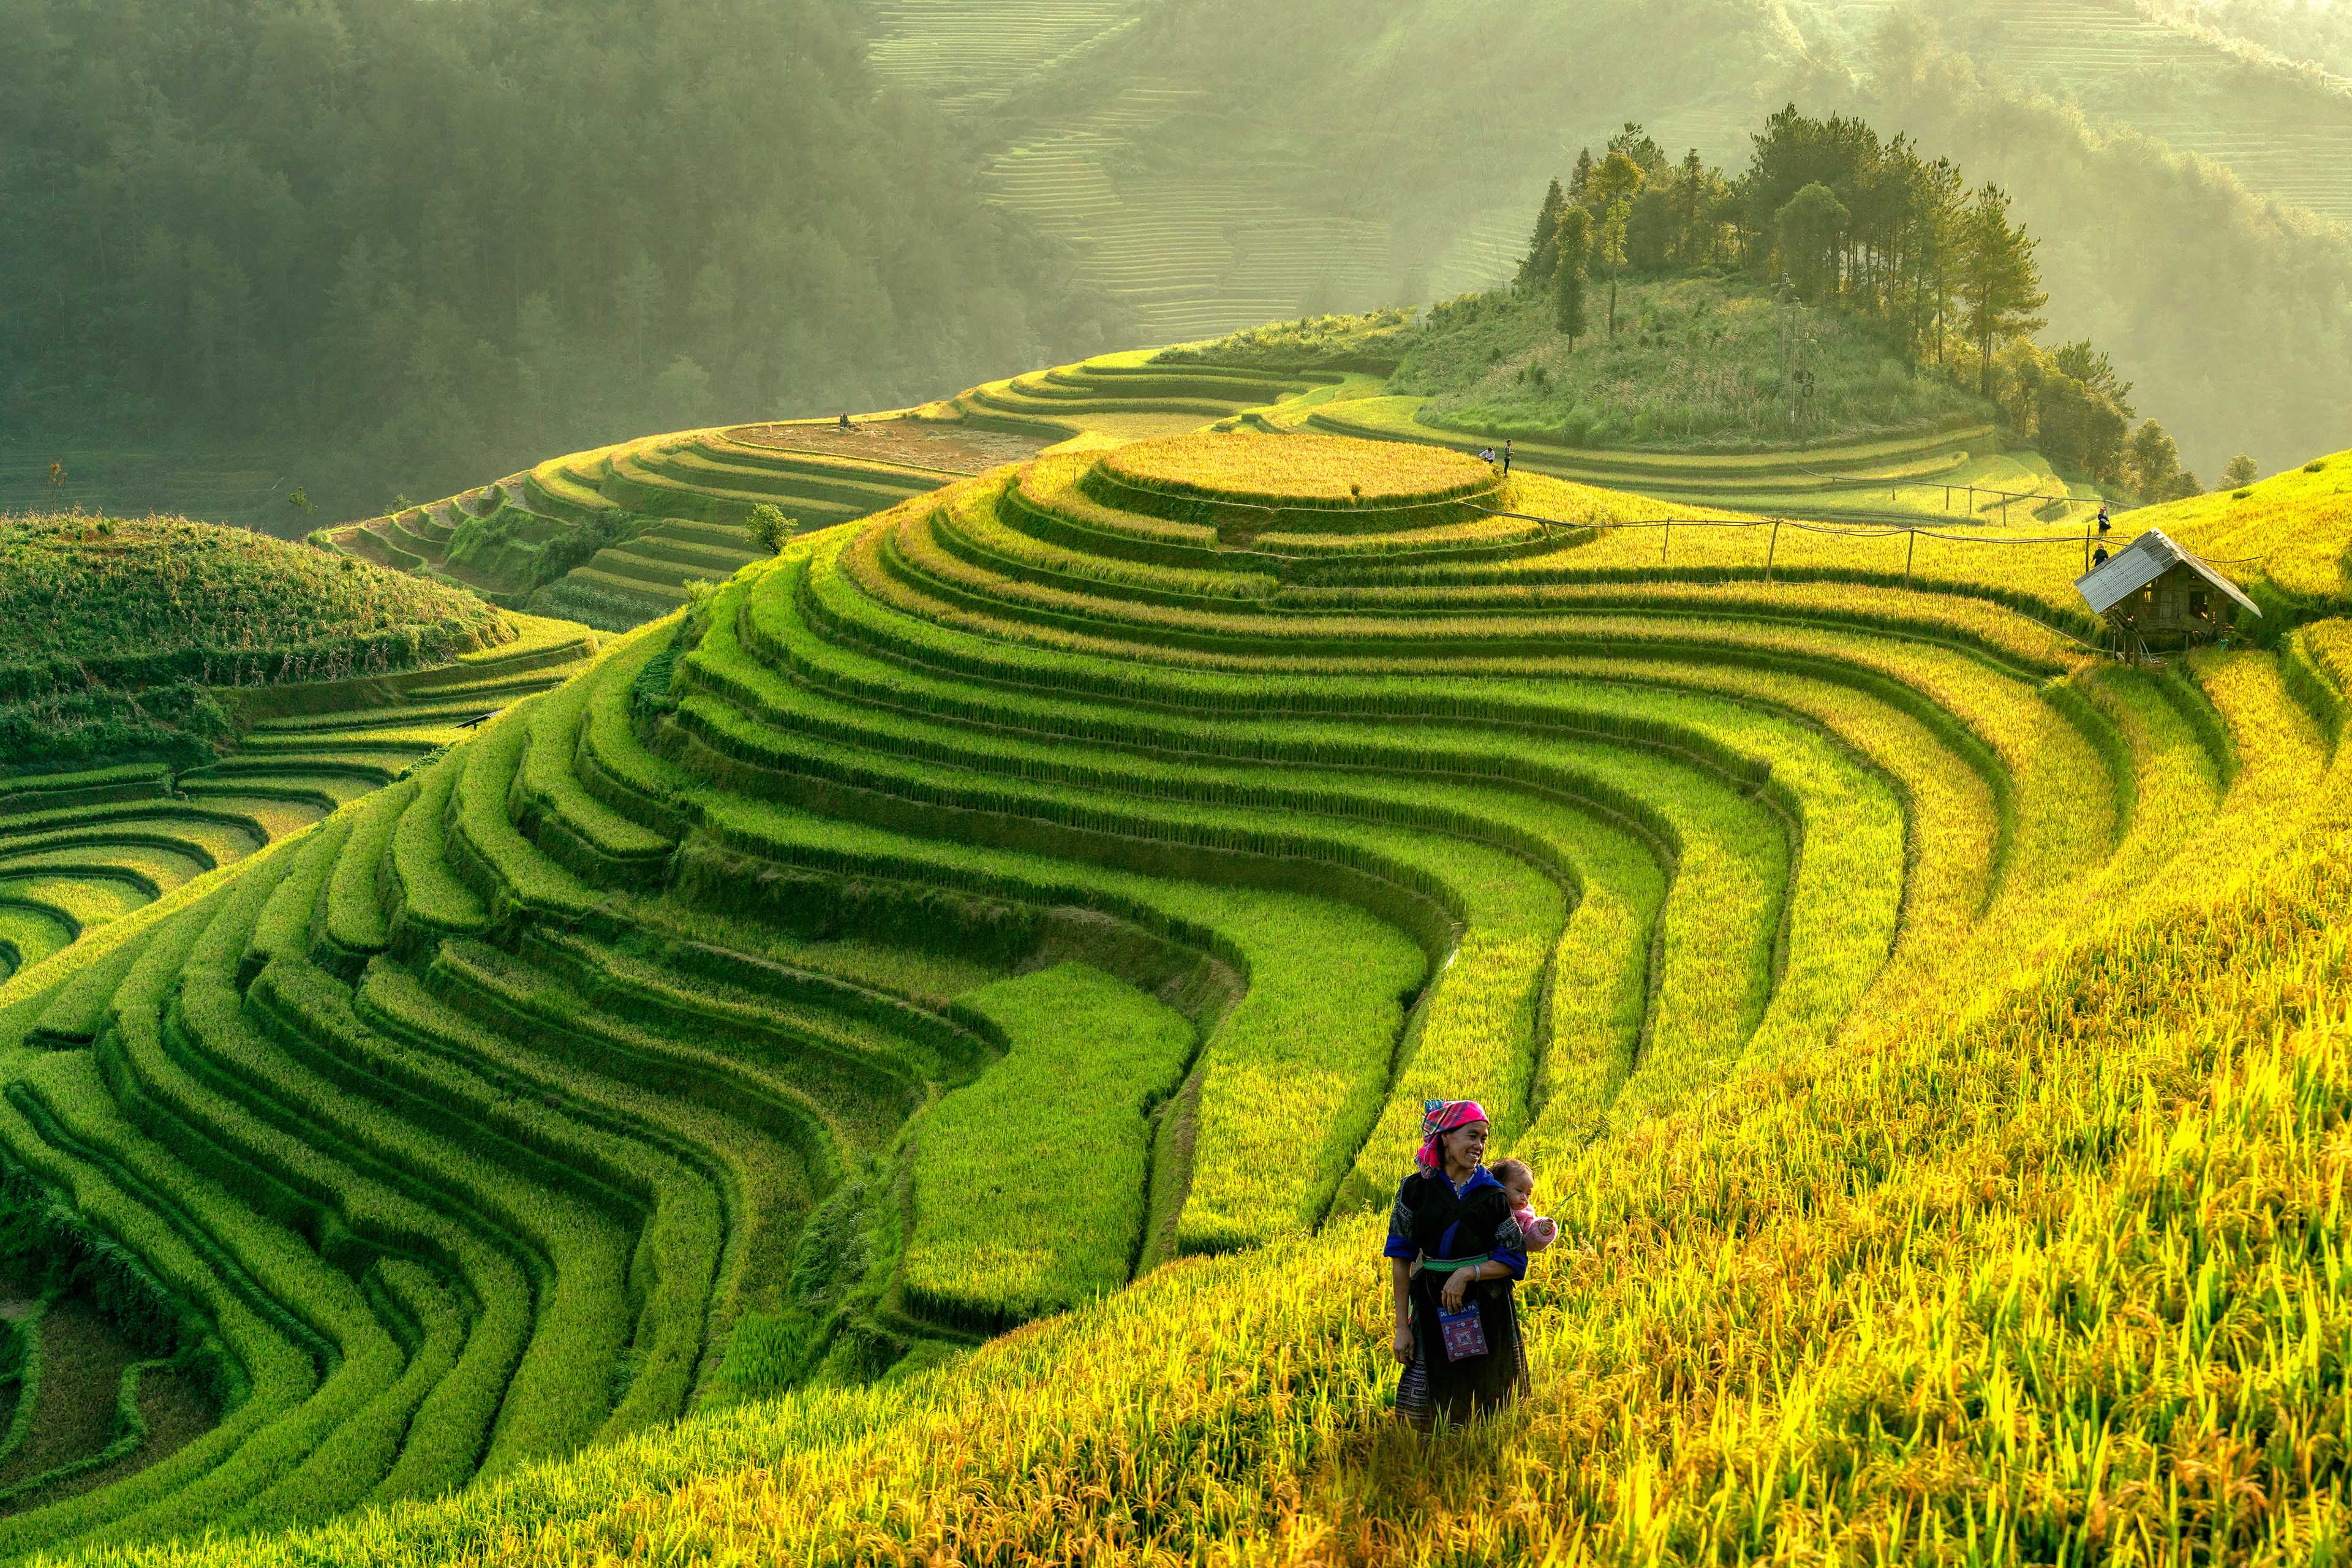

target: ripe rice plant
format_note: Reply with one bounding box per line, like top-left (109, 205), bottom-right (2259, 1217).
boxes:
top-left (900, 964), bottom-right (1193, 1330)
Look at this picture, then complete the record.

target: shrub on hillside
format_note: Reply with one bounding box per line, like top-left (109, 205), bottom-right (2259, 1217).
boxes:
top-left (747, 505), bottom-right (796, 556)
top-left (1156, 310), bottom-right (1420, 374)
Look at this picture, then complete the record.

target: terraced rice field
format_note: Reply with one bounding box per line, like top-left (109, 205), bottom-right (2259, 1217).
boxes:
top-left (856, 0), bottom-right (1142, 111)
top-left (0, 618), bottom-right (596, 988)
top-left (1300, 393), bottom-right (2090, 523)
top-left (976, 85), bottom-right (1400, 344)
top-left (1954, 0), bottom-right (2352, 223)
top-left (5, 423), bottom-right (2346, 1561)
top-left (323, 428), bottom-right (954, 633)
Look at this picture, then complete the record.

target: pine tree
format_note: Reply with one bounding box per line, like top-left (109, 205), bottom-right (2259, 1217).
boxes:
top-left (1588, 151), bottom-right (1646, 340)
top-left (1958, 184), bottom-right (2046, 396)
top-left (1515, 179), bottom-right (1568, 293)
top-left (1678, 148), bottom-right (1706, 263)
top-left (2128, 420), bottom-right (2183, 502)
top-left (1554, 208), bottom-right (1593, 345)
top-left (1569, 148), bottom-right (1595, 203)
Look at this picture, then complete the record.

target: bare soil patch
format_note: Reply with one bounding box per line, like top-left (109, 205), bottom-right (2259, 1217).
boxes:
top-left (730, 420), bottom-right (1046, 473)
top-left (0, 1280), bottom-right (216, 1516)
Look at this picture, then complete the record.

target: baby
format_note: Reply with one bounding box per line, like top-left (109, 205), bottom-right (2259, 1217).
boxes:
top-left (1490, 1158), bottom-right (1558, 1252)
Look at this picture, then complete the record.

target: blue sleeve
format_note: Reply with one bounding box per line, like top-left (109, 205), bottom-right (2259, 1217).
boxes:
top-left (1491, 1213), bottom-right (1528, 1280)
top-left (1382, 1177), bottom-right (1418, 1262)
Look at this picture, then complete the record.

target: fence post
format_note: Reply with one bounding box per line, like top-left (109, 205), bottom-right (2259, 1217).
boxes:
top-left (1765, 519), bottom-right (1780, 582)
top-left (1905, 528), bottom-right (1917, 586)
top-left (1660, 520), bottom-right (1670, 565)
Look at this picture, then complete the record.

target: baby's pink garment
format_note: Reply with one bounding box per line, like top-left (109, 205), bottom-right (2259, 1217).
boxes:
top-left (1512, 1205), bottom-right (1558, 1252)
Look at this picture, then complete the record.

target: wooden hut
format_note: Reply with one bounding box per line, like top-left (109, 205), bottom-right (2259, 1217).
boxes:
top-left (2073, 527), bottom-right (2260, 663)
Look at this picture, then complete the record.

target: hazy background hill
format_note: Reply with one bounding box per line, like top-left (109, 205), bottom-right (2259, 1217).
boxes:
top-left (8, 0), bottom-right (2351, 525)
top-left (0, 0), bottom-right (1129, 530)
top-left (888, 0), bottom-right (2352, 479)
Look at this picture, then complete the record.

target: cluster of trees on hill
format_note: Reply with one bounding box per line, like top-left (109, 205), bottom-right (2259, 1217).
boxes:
top-left (0, 0), bottom-right (1125, 526)
top-left (1512, 108), bottom-right (2207, 497)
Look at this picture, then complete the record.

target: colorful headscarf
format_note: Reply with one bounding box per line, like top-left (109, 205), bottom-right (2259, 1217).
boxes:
top-left (1415, 1098), bottom-right (1490, 1171)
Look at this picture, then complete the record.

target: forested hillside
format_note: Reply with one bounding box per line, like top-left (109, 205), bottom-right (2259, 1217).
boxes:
top-left (0, 0), bottom-right (1125, 529)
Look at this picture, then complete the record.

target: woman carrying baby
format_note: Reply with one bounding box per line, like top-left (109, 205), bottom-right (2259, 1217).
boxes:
top-left (1383, 1099), bottom-right (1530, 1430)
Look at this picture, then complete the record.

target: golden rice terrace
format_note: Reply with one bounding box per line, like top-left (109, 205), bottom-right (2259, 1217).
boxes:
top-left (0, 431), bottom-right (2345, 1564)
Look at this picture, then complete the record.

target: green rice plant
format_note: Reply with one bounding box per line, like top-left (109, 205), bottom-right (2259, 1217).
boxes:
top-left (0, 1296), bottom-right (47, 1471)
top-left (182, 960), bottom-right (635, 1481)
top-left (7, 422), bottom-right (2336, 1561)
top-left (249, 956), bottom-right (722, 1447)
top-left (61, 735), bottom-right (2352, 1568)
top-left (10, 1050), bottom-right (400, 1540)
top-left (407, 939), bottom-right (859, 1183)
top-left (321, 779), bottom-right (417, 968)
top-left (241, 813), bottom-right (352, 980)
top-left (511, 925), bottom-right (945, 1106)
top-left (689, 785), bottom-right (1425, 1254)
top-left (0, 1097), bottom-right (315, 1560)
top-left (355, 955), bottom-right (821, 1393)
top-left (934, 483), bottom-right (1278, 605)
top-left (2278, 620), bottom-right (2349, 745)
top-left (67, 880), bottom-right (535, 1521)
top-left (383, 747), bottom-right (488, 943)
top-left (901, 964), bottom-right (1193, 1331)
top-left (662, 918), bottom-right (1004, 1010)
top-left (574, 627), bottom-right (698, 841)
top-left (505, 636), bottom-right (675, 891)
top-left (690, 582), bottom-right (1877, 1168)
top-left (1, 803), bottom-right (260, 864)
top-left (1090, 431), bottom-right (1498, 518)
top-left (0, 763), bottom-right (172, 815)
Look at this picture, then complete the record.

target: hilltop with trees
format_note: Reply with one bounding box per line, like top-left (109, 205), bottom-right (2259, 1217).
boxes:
top-left (935, 0), bottom-right (2352, 481)
top-left (1442, 109), bottom-right (2196, 497)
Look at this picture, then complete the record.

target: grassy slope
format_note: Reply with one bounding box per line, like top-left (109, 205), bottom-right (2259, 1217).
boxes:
top-left (0, 518), bottom-right (500, 676)
top-left (1387, 279), bottom-right (1991, 451)
top-left (0, 516), bottom-right (511, 779)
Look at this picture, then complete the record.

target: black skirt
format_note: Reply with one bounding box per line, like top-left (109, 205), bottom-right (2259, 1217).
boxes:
top-left (1395, 1272), bottom-right (1527, 1430)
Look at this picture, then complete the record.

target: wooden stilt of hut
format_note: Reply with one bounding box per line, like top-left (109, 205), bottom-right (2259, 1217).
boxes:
top-left (2074, 528), bottom-right (2260, 664)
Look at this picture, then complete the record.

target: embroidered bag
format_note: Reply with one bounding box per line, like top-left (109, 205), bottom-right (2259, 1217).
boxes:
top-left (1437, 1303), bottom-right (1488, 1360)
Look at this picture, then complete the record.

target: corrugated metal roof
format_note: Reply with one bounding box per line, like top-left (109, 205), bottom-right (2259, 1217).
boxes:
top-left (2073, 528), bottom-right (2261, 618)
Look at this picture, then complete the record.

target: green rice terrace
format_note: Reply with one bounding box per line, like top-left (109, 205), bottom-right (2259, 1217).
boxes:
top-left (0, 421), bottom-right (2345, 1562)
top-left (1, 518), bottom-right (598, 990)
top-left (330, 320), bottom-right (2101, 643)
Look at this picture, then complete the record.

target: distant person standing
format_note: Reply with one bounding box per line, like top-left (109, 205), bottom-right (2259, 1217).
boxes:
top-left (2097, 502), bottom-right (2111, 535)
top-left (1502, 439), bottom-right (1512, 476)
